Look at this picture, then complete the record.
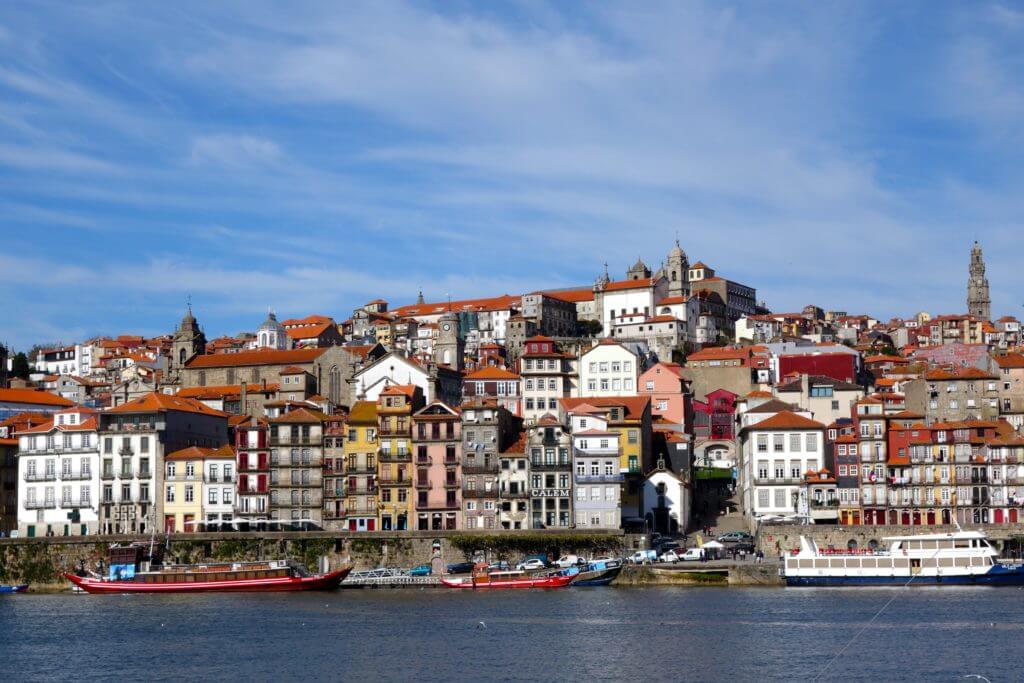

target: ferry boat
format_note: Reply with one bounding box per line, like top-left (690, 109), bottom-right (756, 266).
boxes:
top-left (440, 564), bottom-right (574, 589)
top-left (65, 544), bottom-right (349, 593)
top-left (784, 530), bottom-right (1024, 586)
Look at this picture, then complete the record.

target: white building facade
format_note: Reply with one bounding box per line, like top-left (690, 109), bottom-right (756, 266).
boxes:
top-left (739, 411), bottom-right (826, 522)
top-left (578, 341), bottom-right (639, 398)
top-left (17, 408), bottom-right (100, 537)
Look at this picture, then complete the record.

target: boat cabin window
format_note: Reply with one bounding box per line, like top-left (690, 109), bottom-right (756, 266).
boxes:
top-left (955, 539), bottom-right (971, 549)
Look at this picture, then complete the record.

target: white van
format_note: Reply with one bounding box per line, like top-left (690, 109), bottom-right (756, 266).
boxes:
top-left (679, 548), bottom-right (705, 562)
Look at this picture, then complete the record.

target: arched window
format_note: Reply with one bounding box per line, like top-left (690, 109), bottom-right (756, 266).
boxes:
top-left (329, 365), bottom-right (341, 405)
top-left (671, 270), bottom-right (676, 281)
top-left (443, 349), bottom-right (451, 365)
top-left (178, 348), bottom-right (186, 365)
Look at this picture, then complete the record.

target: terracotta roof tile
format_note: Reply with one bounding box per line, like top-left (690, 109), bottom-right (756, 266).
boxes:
top-left (106, 392), bottom-right (229, 417)
top-left (745, 410), bottom-right (826, 431)
top-left (0, 388), bottom-right (75, 407)
top-left (185, 348), bottom-right (327, 369)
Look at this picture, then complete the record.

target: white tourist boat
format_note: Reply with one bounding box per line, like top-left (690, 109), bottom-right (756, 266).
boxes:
top-left (783, 530), bottom-right (1024, 586)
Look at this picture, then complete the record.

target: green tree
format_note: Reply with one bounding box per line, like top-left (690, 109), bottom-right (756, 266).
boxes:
top-left (11, 352), bottom-right (30, 380)
top-left (578, 320), bottom-right (603, 337)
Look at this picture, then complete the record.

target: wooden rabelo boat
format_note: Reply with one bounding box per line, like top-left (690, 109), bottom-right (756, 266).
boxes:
top-left (440, 563), bottom-right (573, 589)
top-left (65, 544), bottom-right (349, 594)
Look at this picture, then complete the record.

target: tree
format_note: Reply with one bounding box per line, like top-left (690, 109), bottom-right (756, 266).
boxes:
top-left (578, 319), bottom-right (603, 337)
top-left (11, 352), bottom-right (30, 379)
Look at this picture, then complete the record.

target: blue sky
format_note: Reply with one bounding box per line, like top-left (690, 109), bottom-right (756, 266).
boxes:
top-left (2, 1), bottom-right (1024, 350)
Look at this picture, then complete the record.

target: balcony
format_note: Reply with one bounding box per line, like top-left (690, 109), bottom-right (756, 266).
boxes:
top-left (415, 480), bottom-right (432, 490)
top-left (415, 455), bottom-right (433, 466)
top-left (61, 470), bottom-right (93, 481)
top-left (345, 502), bottom-right (379, 515)
top-left (463, 489), bottom-right (497, 499)
top-left (378, 426), bottom-right (409, 437)
top-left (25, 500), bottom-right (57, 509)
top-left (810, 499), bottom-right (839, 508)
top-left (61, 498), bottom-right (94, 509)
top-left (203, 475), bottom-right (235, 484)
top-left (753, 477), bottom-right (805, 486)
top-left (500, 489), bottom-right (529, 499)
top-left (378, 451), bottom-right (411, 463)
top-left (463, 463), bottom-right (499, 474)
top-left (100, 470), bottom-right (116, 480)
top-left (344, 464), bottom-right (377, 475)
top-left (379, 478), bottom-right (412, 487)
top-left (268, 436), bottom-right (316, 446)
top-left (346, 485), bottom-right (379, 496)
top-left (23, 472), bottom-right (57, 482)
top-left (530, 460), bottom-right (571, 472)
top-left (574, 474), bottom-right (624, 484)
top-left (444, 478), bottom-right (461, 489)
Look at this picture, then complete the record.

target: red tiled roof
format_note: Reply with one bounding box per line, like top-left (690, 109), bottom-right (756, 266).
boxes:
top-left (464, 367), bottom-right (520, 380)
top-left (106, 392), bottom-right (229, 417)
top-left (165, 444), bottom-right (235, 461)
top-left (656, 295), bottom-right (689, 305)
top-left (279, 366), bottom-right (306, 375)
top-left (0, 388), bottom-right (75, 407)
top-left (281, 315), bottom-right (333, 327)
top-left (392, 294), bottom-right (521, 318)
top-left (542, 288), bottom-right (594, 303)
top-left (285, 321), bottom-right (334, 339)
top-left (994, 354), bottom-right (1024, 369)
top-left (559, 396), bottom-right (649, 421)
top-left (185, 348), bottom-right (326, 369)
top-left (603, 277), bottom-right (658, 292)
top-left (923, 366), bottom-right (997, 381)
top-left (268, 407), bottom-right (329, 424)
top-left (745, 411), bottom-right (825, 431)
top-left (177, 384), bottom-right (280, 400)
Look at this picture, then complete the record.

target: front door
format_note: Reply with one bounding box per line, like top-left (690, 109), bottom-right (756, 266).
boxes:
top-left (183, 514), bottom-right (194, 533)
top-left (164, 515), bottom-right (175, 533)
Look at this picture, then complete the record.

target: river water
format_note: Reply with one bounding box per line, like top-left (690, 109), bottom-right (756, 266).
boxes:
top-left (1, 586), bottom-right (1021, 681)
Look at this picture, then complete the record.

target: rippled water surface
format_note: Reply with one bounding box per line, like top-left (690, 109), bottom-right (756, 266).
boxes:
top-left (2, 586), bottom-right (1021, 681)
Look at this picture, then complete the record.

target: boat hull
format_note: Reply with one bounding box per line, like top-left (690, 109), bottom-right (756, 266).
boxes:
top-left (440, 574), bottom-right (574, 589)
top-left (0, 584), bottom-right (29, 594)
top-left (786, 564), bottom-right (1024, 587)
top-left (64, 567), bottom-right (351, 594)
top-left (571, 566), bottom-right (623, 586)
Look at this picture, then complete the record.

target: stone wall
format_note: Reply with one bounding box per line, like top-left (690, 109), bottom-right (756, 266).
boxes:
top-left (0, 529), bottom-right (624, 588)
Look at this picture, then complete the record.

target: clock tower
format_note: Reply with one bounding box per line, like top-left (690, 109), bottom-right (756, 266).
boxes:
top-left (435, 310), bottom-right (464, 371)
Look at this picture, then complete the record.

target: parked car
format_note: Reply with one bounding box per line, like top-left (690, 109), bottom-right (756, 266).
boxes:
top-left (553, 554), bottom-right (581, 569)
top-left (659, 550), bottom-right (682, 563)
top-left (679, 548), bottom-right (706, 562)
top-left (446, 561), bottom-right (475, 575)
top-left (717, 531), bottom-right (753, 543)
top-left (487, 561), bottom-right (511, 571)
top-left (629, 550), bottom-right (658, 564)
top-left (407, 564), bottom-right (432, 577)
top-left (517, 558), bottom-right (547, 571)
top-left (655, 541), bottom-right (681, 554)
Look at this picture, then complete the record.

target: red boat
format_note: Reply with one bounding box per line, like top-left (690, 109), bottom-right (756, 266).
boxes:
top-left (67, 548), bottom-right (352, 593)
top-left (440, 564), bottom-right (573, 589)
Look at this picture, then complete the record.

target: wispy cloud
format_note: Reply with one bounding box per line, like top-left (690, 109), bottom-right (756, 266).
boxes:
top-left (0, 1), bottom-right (1022, 349)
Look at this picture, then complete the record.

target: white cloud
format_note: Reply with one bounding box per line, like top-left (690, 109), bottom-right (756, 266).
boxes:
top-left (188, 134), bottom-right (283, 168)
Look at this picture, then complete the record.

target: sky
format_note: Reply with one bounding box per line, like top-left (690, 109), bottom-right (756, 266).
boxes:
top-left (2, 1), bottom-right (1024, 350)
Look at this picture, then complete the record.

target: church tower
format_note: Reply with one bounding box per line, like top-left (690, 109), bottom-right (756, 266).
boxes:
top-left (170, 305), bottom-right (207, 377)
top-left (435, 309), bottom-right (464, 371)
top-left (665, 238), bottom-right (689, 298)
top-left (257, 310), bottom-right (288, 350)
top-left (967, 241), bottom-right (991, 321)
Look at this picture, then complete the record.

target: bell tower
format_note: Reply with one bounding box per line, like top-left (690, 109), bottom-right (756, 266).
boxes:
top-left (170, 303), bottom-right (207, 378)
top-left (435, 309), bottom-right (464, 371)
top-left (665, 237), bottom-right (689, 298)
top-left (966, 241), bottom-right (991, 321)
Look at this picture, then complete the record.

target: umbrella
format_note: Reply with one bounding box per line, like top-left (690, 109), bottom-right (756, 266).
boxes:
top-left (702, 541), bottom-right (725, 549)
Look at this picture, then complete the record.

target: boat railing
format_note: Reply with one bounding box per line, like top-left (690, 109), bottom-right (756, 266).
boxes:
top-left (812, 548), bottom-right (891, 556)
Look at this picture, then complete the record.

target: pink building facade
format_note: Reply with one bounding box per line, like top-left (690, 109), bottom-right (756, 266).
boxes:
top-left (413, 402), bottom-right (462, 531)
top-left (639, 362), bottom-right (690, 429)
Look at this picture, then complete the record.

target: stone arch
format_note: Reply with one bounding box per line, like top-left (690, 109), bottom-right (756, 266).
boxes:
top-left (847, 539), bottom-right (858, 550)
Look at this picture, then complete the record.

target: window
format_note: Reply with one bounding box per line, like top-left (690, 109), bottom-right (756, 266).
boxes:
top-left (757, 489), bottom-right (769, 508)
top-left (208, 488), bottom-right (218, 504)
top-left (773, 489), bottom-right (786, 508)
top-left (773, 435), bottom-right (784, 452)
top-left (756, 435), bottom-right (768, 453)
top-left (789, 434), bottom-right (801, 452)
top-left (184, 485), bottom-right (194, 503)
top-left (166, 486), bottom-right (175, 503)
